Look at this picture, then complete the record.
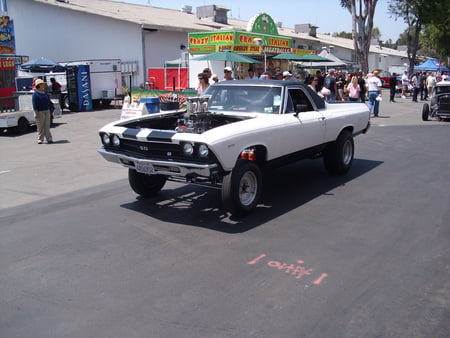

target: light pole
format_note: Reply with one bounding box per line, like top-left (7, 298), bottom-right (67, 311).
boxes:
top-left (253, 38), bottom-right (266, 72)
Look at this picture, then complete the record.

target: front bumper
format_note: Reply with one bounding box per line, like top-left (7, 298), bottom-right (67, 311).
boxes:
top-left (98, 148), bottom-right (219, 178)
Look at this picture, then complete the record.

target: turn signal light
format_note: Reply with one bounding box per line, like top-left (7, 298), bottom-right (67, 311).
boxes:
top-left (240, 149), bottom-right (256, 161)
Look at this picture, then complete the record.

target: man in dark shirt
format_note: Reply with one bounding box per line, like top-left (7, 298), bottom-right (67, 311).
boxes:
top-left (32, 79), bottom-right (53, 144)
top-left (389, 73), bottom-right (397, 102)
top-left (357, 72), bottom-right (367, 103)
top-left (335, 70), bottom-right (347, 101)
top-left (324, 69), bottom-right (337, 102)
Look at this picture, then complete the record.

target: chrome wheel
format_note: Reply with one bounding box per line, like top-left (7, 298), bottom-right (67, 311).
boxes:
top-left (238, 171), bottom-right (258, 207)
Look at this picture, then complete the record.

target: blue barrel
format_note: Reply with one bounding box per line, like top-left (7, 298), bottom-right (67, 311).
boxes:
top-left (140, 97), bottom-right (160, 114)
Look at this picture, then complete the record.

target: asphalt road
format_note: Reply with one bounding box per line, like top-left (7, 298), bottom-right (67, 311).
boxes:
top-left (1, 94), bottom-right (449, 338)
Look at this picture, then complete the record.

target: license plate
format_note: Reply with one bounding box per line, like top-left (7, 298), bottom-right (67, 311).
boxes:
top-left (135, 161), bottom-right (155, 174)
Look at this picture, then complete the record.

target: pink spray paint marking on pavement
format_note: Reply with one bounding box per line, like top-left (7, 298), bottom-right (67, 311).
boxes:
top-left (313, 273), bottom-right (328, 285)
top-left (248, 254), bottom-right (328, 286)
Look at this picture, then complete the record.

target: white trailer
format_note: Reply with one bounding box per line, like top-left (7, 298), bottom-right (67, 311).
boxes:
top-left (0, 93), bottom-right (61, 134)
top-left (63, 59), bottom-right (122, 107)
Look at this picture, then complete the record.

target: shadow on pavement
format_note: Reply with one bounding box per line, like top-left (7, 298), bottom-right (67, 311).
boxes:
top-left (121, 157), bottom-right (383, 233)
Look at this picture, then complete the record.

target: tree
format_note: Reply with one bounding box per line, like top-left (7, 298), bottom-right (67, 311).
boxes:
top-left (340, 0), bottom-right (378, 74)
top-left (422, 2), bottom-right (450, 61)
top-left (371, 27), bottom-right (381, 41)
top-left (388, 0), bottom-right (446, 75)
top-left (334, 31), bottom-right (353, 39)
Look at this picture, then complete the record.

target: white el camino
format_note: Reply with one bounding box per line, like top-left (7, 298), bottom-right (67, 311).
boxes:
top-left (98, 80), bottom-right (370, 215)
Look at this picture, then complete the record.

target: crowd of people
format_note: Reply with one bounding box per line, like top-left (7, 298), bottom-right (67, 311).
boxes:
top-left (400, 70), bottom-right (445, 102)
top-left (195, 66), bottom-right (449, 117)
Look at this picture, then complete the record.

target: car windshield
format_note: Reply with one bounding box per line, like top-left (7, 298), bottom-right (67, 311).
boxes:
top-left (436, 85), bottom-right (450, 94)
top-left (204, 85), bottom-right (282, 114)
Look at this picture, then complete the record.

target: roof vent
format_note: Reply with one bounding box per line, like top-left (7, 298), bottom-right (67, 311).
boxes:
top-left (196, 5), bottom-right (229, 24)
top-left (181, 5), bottom-right (192, 14)
top-left (276, 21), bottom-right (282, 28)
top-left (294, 23), bottom-right (318, 37)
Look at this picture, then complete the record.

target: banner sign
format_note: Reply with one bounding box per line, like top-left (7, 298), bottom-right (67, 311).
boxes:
top-left (188, 14), bottom-right (317, 56)
top-left (0, 58), bottom-right (14, 68)
top-left (292, 48), bottom-right (317, 56)
top-left (0, 16), bottom-right (15, 54)
top-left (77, 65), bottom-right (92, 112)
top-left (247, 13), bottom-right (279, 35)
top-left (189, 30), bottom-right (292, 54)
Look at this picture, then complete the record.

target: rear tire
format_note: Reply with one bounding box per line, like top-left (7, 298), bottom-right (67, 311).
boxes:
top-left (324, 130), bottom-right (354, 175)
top-left (128, 169), bottom-right (167, 197)
top-left (422, 104), bottom-right (429, 121)
top-left (222, 160), bottom-right (262, 216)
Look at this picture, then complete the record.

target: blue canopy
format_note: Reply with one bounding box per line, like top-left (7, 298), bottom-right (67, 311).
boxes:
top-left (414, 58), bottom-right (449, 72)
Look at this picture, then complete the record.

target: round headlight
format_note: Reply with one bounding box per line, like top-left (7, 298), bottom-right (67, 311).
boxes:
top-left (102, 133), bottom-right (110, 146)
top-left (182, 142), bottom-right (194, 156)
top-left (112, 134), bottom-right (120, 147)
top-left (198, 144), bottom-right (209, 157)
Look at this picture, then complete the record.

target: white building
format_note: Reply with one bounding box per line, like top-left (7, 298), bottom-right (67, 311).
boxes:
top-left (4, 0), bottom-right (408, 88)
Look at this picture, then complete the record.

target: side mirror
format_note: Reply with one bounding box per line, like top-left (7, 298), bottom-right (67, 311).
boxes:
top-left (294, 104), bottom-right (309, 116)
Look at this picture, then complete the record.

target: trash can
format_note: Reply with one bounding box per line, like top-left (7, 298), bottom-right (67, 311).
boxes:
top-left (140, 97), bottom-right (160, 114)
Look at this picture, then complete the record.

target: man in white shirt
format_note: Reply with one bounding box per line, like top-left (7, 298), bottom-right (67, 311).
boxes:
top-left (401, 71), bottom-right (409, 98)
top-left (367, 70), bottom-right (383, 117)
top-left (222, 66), bottom-right (235, 81)
top-left (426, 72), bottom-right (436, 99)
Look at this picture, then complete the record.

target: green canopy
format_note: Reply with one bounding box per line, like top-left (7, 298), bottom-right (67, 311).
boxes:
top-left (271, 52), bottom-right (306, 61)
top-left (191, 50), bottom-right (259, 63)
top-left (296, 53), bottom-right (333, 62)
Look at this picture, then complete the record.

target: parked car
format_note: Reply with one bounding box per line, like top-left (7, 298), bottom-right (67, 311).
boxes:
top-left (422, 80), bottom-right (450, 121)
top-left (98, 80), bottom-right (370, 215)
top-left (379, 72), bottom-right (402, 91)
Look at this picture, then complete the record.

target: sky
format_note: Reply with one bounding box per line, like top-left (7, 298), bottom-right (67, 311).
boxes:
top-left (114, 0), bottom-right (407, 42)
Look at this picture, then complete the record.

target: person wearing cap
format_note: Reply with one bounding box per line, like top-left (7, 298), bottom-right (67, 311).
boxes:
top-left (222, 66), bottom-right (234, 81)
top-left (367, 70), bottom-right (382, 117)
top-left (32, 78), bottom-right (53, 144)
top-left (282, 71), bottom-right (297, 82)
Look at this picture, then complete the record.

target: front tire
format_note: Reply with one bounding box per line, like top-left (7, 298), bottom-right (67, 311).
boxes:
top-left (16, 117), bottom-right (29, 134)
top-left (128, 169), bottom-right (167, 197)
top-left (222, 160), bottom-right (262, 216)
top-left (422, 104), bottom-right (429, 121)
top-left (324, 130), bottom-right (354, 175)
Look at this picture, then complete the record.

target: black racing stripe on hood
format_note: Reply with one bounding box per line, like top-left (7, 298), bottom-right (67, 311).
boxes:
top-left (122, 128), bottom-right (140, 139)
top-left (146, 130), bottom-right (177, 141)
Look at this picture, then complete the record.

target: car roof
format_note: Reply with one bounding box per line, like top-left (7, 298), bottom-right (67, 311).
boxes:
top-left (436, 80), bottom-right (450, 87)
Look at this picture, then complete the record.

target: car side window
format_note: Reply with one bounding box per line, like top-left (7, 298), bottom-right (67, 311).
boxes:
top-left (288, 88), bottom-right (314, 112)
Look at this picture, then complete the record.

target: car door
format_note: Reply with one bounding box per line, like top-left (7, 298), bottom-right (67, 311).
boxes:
top-left (281, 87), bottom-right (326, 152)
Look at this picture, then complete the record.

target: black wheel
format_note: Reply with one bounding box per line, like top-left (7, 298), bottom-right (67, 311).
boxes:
top-left (222, 160), bottom-right (262, 216)
top-left (16, 117), bottom-right (29, 134)
top-left (324, 130), bottom-right (354, 175)
top-left (102, 99), bottom-right (112, 106)
top-left (422, 104), bottom-right (430, 121)
top-left (128, 169), bottom-right (167, 197)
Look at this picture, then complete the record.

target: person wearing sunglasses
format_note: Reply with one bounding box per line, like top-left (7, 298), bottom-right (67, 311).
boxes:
top-left (223, 66), bottom-right (234, 81)
top-left (196, 73), bottom-right (210, 96)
